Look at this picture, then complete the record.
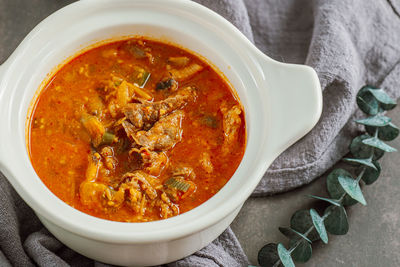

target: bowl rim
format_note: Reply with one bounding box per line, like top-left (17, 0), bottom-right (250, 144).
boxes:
top-left (0, 0), bottom-right (321, 244)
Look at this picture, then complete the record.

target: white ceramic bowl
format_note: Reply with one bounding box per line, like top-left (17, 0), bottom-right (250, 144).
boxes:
top-left (0, 0), bottom-right (322, 266)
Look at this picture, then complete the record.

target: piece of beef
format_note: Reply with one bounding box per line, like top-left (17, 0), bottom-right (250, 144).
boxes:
top-left (132, 111), bottom-right (184, 151)
top-left (119, 171), bottom-right (160, 215)
top-left (221, 104), bottom-right (242, 155)
top-left (123, 86), bottom-right (195, 130)
top-left (129, 147), bottom-right (169, 176)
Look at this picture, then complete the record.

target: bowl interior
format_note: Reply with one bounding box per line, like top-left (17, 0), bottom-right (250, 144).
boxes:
top-left (0, 0), bottom-right (271, 242)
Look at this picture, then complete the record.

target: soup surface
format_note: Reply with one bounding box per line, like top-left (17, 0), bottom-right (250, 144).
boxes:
top-left (29, 38), bottom-right (245, 222)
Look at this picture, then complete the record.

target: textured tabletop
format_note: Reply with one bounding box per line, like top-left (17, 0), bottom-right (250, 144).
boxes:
top-left (1, 1), bottom-right (399, 266)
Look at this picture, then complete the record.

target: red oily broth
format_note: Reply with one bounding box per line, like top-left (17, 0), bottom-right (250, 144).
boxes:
top-left (29, 38), bottom-right (246, 222)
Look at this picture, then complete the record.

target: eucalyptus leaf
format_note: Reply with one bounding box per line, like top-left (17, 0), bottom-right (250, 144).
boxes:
top-left (356, 86), bottom-right (379, 115)
top-left (290, 239), bottom-right (312, 263)
top-left (307, 195), bottom-right (340, 206)
top-left (338, 175), bottom-right (366, 205)
top-left (258, 243), bottom-right (282, 267)
top-left (326, 169), bottom-right (358, 206)
top-left (324, 206), bottom-right (349, 235)
top-left (342, 157), bottom-right (377, 170)
top-left (367, 87), bottom-right (397, 110)
top-left (362, 137), bottom-right (397, 152)
top-left (279, 227), bottom-right (312, 243)
top-left (257, 85), bottom-right (398, 267)
top-left (350, 134), bottom-right (384, 160)
top-left (290, 210), bottom-right (320, 241)
top-left (361, 161), bottom-right (381, 185)
top-left (366, 123), bottom-right (400, 141)
top-left (309, 209), bottom-right (328, 244)
top-left (355, 115), bottom-right (391, 127)
top-left (277, 243), bottom-right (295, 267)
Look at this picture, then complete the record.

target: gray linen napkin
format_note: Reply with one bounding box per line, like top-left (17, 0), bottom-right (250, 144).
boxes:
top-left (201, 0), bottom-right (400, 196)
top-left (1, 0), bottom-right (400, 266)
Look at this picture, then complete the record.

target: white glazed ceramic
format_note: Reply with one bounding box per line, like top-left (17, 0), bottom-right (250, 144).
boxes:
top-left (0, 0), bottom-right (322, 266)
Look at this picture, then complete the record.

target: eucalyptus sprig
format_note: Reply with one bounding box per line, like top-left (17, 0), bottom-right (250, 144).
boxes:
top-left (257, 86), bottom-right (399, 267)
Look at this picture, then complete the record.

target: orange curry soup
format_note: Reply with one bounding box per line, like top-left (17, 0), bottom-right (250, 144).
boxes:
top-left (29, 38), bottom-right (246, 222)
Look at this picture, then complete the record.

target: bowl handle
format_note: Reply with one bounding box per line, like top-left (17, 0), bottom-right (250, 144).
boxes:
top-left (257, 55), bottom-right (323, 157)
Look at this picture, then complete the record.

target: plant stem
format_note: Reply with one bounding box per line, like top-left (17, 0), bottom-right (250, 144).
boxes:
top-left (272, 127), bottom-right (379, 266)
top-left (356, 167), bottom-right (366, 183)
top-left (273, 219), bottom-right (319, 266)
top-left (338, 191), bottom-right (347, 203)
top-left (272, 259), bottom-right (281, 267)
top-left (288, 239), bottom-right (301, 254)
top-left (374, 127), bottom-right (379, 138)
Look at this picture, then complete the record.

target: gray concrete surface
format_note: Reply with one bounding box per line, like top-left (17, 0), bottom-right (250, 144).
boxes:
top-left (231, 106), bottom-right (400, 266)
top-left (1, 1), bottom-right (399, 266)
top-left (231, 111), bottom-right (400, 266)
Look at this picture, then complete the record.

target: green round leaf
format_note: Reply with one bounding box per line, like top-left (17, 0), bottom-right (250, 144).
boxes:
top-left (342, 157), bottom-right (377, 170)
top-left (355, 115), bottom-right (391, 127)
top-left (356, 86), bottom-right (379, 115)
top-left (310, 209), bottom-right (328, 244)
top-left (338, 175), bottom-right (366, 205)
top-left (290, 210), bottom-right (320, 241)
top-left (361, 161), bottom-right (381, 185)
top-left (278, 227), bottom-right (312, 243)
top-left (326, 169), bottom-right (358, 206)
top-left (367, 87), bottom-right (397, 110)
top-left (279, 227), bottom-right (296, 240)
top-left (290, 239), bottom-right (312, 263)
top-left (307, 195), bottom-right (340, 206)
top-left (366, 123), bottom-right (400, 141)
top-left (350, 134), bottom-right (384, 160)
top-left (258, 243), bottom-right (282, 267)
top-left (324, 206), bottom-right (349, 235)
top-left (362, 136), bottom-right (397, 152)
top-left (277, 243), bottom-right (295, 267)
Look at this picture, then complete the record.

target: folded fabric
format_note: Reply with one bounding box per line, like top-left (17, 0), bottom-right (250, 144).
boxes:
top-left (199, 0), bottom-right (400, 196)
top-left (1, 0), bottom-right (400, 266)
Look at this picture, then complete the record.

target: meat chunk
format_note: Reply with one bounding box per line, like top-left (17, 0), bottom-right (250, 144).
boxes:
top-left (200, 152), bottom-right (214, 173)
top-left (79, 181), bottom-right (107, 208)
top-left (100, 146), bottom-right (117, 171)
top-left (121, 171), bottom-right (160, 200)
top-left (80, 114), bottom-right (105, 147)
top-left (116, 80), bottom-right (132, 107)
top-left (124, 86), bottom-right (195, 130)
top-left (140, 148), bottom-right (169, 176)
top-left (133, 111), bottom-right (184, 151)
top-left (79, 152), bottom-right (125, 210)
top-left (118, 171), bottom-right (161, 214)
top-left (169, 64), bottom-right (203, 81)
top-left (129, 147), bottom-right (169, 176)
top-left (158, 192), bottom-right (179, 218)
top-left (221, 104), bottom-right (242, 155)
top-left (156, 77), bottom-right (178, 91)
top-left (122, 120), bottom-right (136, 140)
top-left (85, 152), bottom-right (102, 182)
top-left (80, 181), bottom-right (126, 210)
